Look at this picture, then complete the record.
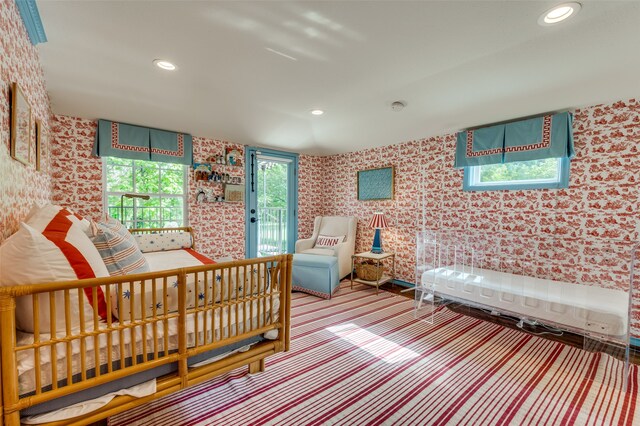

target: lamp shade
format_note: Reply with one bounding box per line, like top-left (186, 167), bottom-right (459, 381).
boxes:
top-left (368, 212), bottom-right (388, 229)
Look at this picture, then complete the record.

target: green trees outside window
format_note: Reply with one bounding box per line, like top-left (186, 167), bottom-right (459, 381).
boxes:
top-left (105, 157), bottom-right (187, 228)
top-left (478, 158), bottom-right (559, 183)
top-left (465, 158), bottom-right (569, 191)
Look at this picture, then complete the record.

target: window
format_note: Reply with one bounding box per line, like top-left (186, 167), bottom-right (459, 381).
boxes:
top-left (463, 158), bottom-right (570, 191)
top-left (104, 157), bottom-right (188, 228)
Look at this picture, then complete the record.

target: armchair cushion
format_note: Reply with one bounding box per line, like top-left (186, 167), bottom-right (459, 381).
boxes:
top-left (300, 248), bottom-right (335, 256)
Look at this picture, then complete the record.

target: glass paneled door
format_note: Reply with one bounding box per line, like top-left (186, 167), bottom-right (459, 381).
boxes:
top-left (245, 148), bottom-right (298, 258)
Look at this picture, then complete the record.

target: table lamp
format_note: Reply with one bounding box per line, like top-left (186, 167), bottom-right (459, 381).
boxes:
top-left (120, 193), bottom-right (150, 227)
top-left (368, 212), bottom-right (388, 254)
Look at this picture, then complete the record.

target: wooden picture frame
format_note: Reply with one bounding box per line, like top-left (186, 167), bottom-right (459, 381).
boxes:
top-left (35, 119), bottom-right (44, 171)
top-left (224, 184), bottom-right (245, 202)
top-left (10, 82), bottom-right (31, 166)
top-left (357, 166), bottom-right (395, 201)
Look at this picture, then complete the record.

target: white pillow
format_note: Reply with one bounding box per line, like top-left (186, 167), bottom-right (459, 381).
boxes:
top-left (314, 235), bottom-right (345, 249)
top-left (0, 217), bottom-right (110, 333)
top-left (134, 232), bottom-right (193, 253)
top-left (26, 204), bottom-right (93, 237)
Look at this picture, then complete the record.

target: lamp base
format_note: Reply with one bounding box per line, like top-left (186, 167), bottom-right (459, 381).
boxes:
top-left (371, 229), bottom-right (383, 254)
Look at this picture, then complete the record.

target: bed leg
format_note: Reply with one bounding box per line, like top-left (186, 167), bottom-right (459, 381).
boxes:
top-left (248, 358), bottom-right (265, 374)
top-left (3, 412), bottom-right (19, 426)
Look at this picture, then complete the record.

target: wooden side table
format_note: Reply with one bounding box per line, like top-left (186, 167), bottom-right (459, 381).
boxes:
top-left (350, 251), bottom-right (395, 294)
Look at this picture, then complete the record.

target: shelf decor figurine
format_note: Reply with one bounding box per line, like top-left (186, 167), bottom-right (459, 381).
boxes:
top-left (225, 147), bottom-right (242, 166)
top-left (368, 212), bottom-right (388, 254)
top-left (193, 163), bottom-right (212, 181)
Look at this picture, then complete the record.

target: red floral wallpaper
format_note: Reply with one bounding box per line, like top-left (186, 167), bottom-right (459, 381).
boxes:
top-left (51, 116), bottom-right (102, 219)
top-left (317, 99), bottom-right (640, 335)
top-left (50, 116), bottom-right (248, 261)
top-left (0, 0), bottom-right (53, 242)
top-left (45, 106), bottom-right (640, 337)
top-left (297, 154), bottom-right (327, 239)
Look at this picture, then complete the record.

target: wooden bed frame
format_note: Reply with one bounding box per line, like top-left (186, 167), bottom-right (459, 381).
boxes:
top-left (0, 228), bottom-right (293, 425)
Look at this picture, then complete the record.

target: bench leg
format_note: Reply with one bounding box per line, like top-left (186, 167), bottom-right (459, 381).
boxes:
top-left (248, 358), bottom-right (265, 374)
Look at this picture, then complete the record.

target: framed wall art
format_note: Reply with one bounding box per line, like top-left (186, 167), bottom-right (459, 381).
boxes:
top-left (357, 166), bottom-right (394, 201)
top-left (10, 82), bottom-right (31, 166)
top-left (35, 119), bottom-right (45, 171)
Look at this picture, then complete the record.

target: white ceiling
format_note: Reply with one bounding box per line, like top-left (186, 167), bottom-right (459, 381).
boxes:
top-left (37, 1), bottom-right (640, 155)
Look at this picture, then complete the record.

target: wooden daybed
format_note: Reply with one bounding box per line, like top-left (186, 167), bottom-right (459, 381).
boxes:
top-left (0, 227), bottom-right (293, 425)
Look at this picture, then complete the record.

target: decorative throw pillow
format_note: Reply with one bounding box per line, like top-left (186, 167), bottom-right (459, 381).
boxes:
top-left (314, 234), bottom-right (345, 249)
top-left (91, 224), bottom-right (150, 276)
top-left (26, 203), bottom-right (93, 237)
top-left (134, 232), bottom-right (193, 253)
top-left (98, 216), bottom-right (143, 249)
top-left (0, 215), bottom-right (110, 333)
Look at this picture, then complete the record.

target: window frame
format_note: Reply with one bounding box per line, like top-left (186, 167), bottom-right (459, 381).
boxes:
top-left (102, 157), bottom-right (189, 228)
top-left (463, 157), bottom-right (570, 192)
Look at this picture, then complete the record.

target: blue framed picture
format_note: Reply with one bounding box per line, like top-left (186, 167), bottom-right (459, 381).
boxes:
top-left (357, 166), bottom-right (394, 201)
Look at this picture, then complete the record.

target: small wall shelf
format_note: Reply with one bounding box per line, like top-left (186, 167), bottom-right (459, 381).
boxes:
top-left (194, 147), bottom-right (244, 204)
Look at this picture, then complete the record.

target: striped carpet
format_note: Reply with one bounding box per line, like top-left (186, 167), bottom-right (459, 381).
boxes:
top-left (110, 282), bottom-right (639, 425)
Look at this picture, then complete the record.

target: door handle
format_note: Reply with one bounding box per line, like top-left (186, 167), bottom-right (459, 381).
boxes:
top-left (250, 217), bottom-right (258, 223)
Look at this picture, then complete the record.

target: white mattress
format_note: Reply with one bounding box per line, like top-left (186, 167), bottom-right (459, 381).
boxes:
top-left (17, 296), bottom-right (280, 396)
top-left (17, 249), bottom-right (279, 396)
top-left (114, 250), bottom-right (269, 321)
top-left (421, 266), bottom-right (629, 341)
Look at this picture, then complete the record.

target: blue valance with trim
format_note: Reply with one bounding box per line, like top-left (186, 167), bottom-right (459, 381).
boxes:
top-left (454, 123), bottom-right (505, 168)
top-left (454, 112), bottom-right (574, 168)
top-left (93, 120), bottom-right (193, 165)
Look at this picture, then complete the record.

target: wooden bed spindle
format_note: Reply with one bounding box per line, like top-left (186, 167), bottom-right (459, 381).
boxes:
top-left (117, 283), bottom-right (125, 369)
top-left (193, 271), bottom-right (200, 349)
top-left (63, 290), bottom-right (73, 386)
top-left (235, 266), bottom-right (240, 337)
top-left (129, 280), bottom-right (137, 367)
top-left (140, 279), bottom-right (147, 362)
top-left (105, 283), bottom-right (113, 373)
top-left (78, 288), bottom-right (86, 382)
top-left (48, 292), bottom-right (58, 389)
top-left (177, 270), bottom-right (188, 388)
top-left (284, 255), bottom-right (292, 351)
top-left (92, 286), bottom-right (100, 379)
top-left (162, 276), bottom-right (169, 355)
top-left (32, 294), bottom-right (42, 394)
top-left (152, 279), bottom-right (159, 360)
top-left (0, 294), bottom-right (20, 425)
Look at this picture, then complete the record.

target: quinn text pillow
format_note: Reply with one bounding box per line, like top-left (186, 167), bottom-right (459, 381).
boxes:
top-left (314, 235), bottom-right (345, 249)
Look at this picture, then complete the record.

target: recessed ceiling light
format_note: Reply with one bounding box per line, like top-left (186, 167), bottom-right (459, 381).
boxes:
top-left (538, 2), bottom-right (581, 26)
top-left (153, 59), bottom-right (176, 71)
top-left (310, 109), bottom-right (324, 116)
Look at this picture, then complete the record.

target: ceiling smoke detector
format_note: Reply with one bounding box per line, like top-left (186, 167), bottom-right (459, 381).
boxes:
top-left (391, 101), bottom-right (405, 112)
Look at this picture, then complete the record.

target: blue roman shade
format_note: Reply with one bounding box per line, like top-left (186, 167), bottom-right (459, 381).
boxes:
top-left (503, 112), bottom-right (574, 163)
top-left (454, 112), bottom-right (574, 168)
top-left (454, 123), bottom-right (506, 168)
top-left (93, 120), bottom-right (193, 165)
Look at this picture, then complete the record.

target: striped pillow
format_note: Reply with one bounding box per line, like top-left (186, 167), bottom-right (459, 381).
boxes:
top-left (0, 213), bottom-right (110, 333)
top-left (91, 224), bottom-right (150, 276)
top-left (100, 217), bottom-right (140, 248)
